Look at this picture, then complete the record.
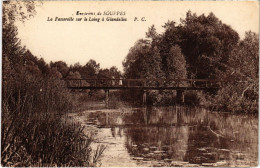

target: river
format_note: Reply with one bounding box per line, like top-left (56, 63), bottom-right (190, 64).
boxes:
top-left (69, 106), bottom-right (258, 167)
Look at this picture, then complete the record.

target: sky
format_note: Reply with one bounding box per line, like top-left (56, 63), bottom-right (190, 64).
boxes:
top-left (16, 1), bottom-right (259, 71)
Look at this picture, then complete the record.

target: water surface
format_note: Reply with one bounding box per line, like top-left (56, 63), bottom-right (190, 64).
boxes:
top-left (72, 107), bottom-right (258, 167)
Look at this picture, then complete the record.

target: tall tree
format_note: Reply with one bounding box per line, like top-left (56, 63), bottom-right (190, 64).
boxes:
top-left (160, 11), bottom-right (239, 79)
top-left (144, 46), bottom-right (164, 79)
top-left (123, 39), bottom-right (151, 79)
top-left (166, 45), bottom-right (187, 79)
top-left (81, 59), bottom-right (100, 78)
top-left (214, 31), bottom-right (258, 113)
top-left (50, 61), bottom-right (69, 78)
top-left (3, 1), bottom-right (38, 71)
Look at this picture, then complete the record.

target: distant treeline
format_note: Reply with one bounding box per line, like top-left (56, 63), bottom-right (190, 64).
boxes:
top-left (122, 11), bottom-right (258, 113)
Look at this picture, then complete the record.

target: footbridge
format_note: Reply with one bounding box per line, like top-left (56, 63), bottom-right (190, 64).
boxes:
top-left (64, 78), bottom-right (225, 107)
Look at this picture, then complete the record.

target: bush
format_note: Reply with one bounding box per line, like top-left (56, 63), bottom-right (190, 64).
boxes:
top-left (209, 83), bottom-right (258, 114)
top-left (184, 91), bottom-right (208, 106)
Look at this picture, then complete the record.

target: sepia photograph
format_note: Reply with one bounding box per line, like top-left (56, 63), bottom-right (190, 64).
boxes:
top-left (1, 1), bottom-right (259, 167)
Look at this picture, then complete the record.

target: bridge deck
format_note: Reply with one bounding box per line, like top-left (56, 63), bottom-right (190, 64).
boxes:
top-left (65, 78), bottom-right (225, 90)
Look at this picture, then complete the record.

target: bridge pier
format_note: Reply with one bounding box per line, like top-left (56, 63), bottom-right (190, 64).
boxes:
top-left (143, 90), bottom-right (147, 106)
top-left (176, 90), bottom-right (184, 104)
top-left (105, 89), bottom-right (109, 108)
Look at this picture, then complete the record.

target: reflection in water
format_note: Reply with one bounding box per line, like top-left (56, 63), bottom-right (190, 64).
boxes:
top-left (84, 107), bottom-right (258, 167)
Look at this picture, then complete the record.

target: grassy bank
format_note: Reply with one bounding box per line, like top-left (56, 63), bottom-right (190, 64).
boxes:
top-left (2, 74), bottom-right (105, 167)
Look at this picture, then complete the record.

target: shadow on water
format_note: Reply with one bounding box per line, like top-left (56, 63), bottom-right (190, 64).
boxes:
top-left (84, 106), bottom-right (258, 167)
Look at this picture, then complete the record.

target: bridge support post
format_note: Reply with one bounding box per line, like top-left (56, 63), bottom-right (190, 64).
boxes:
top-left (143, 90), bottom-right (147, 106)
top-left (176, 90), bottom-right (184, 104)
top-left (105, 89), bottom-right (109, 108)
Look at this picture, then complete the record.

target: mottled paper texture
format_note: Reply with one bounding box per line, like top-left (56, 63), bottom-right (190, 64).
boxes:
top-left (2, 1), bottom-right (259, 167)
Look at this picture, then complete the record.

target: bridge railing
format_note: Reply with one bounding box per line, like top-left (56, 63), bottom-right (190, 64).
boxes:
top-left (64, 78), bottom-right (226, 89)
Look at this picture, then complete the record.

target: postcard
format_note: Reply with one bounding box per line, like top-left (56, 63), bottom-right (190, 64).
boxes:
top-left (2, 1), bottom-right (259, 167)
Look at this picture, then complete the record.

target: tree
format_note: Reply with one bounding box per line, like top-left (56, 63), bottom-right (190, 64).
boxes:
top-left (122, 11), bottom-right (242, 105)
top-left (2, 24), bottom-right (25, 70)
top-left (66, 71), bottom-right (82, 79)
top-left (160, 11), bottom-right (239, 79)
top-left (166, 45), bottom-right (187, 79)
top-left (143, 46), bottom-right (164, 79)
top-left (109, 66), bottom-right (121, 78)
top-left (213, 31), bottom-right (259, 113)
top-left (50, 61), bottom-right (69, 78)
top-left (3, 1), bottom-right (37, 25)
top-left (50, 67), bottom-right (63, 79)
top-left (69, 62), bottom-right (82, 73)
top-left (3, 56), bottom-right (13, 80)
top-left (2, 2), bottom-right (102, 167)
top-left (146, 25), bottom-right (162, 47)
top-left (37, 58), bottom-right (50, 76)
top-left (81, 59), bottom-right (100, 78)
top-left (3, 1), bottom-right (38, 71)
top-left (123, 39), bottom-right (151, 79)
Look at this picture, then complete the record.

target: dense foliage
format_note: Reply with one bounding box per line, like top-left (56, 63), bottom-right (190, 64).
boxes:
top-left (123, 11), bottom-right (258, 113)
top-left (212, 31), bottom-right (259, 113)
top-left (2, 1), bottom-right (106, 166)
